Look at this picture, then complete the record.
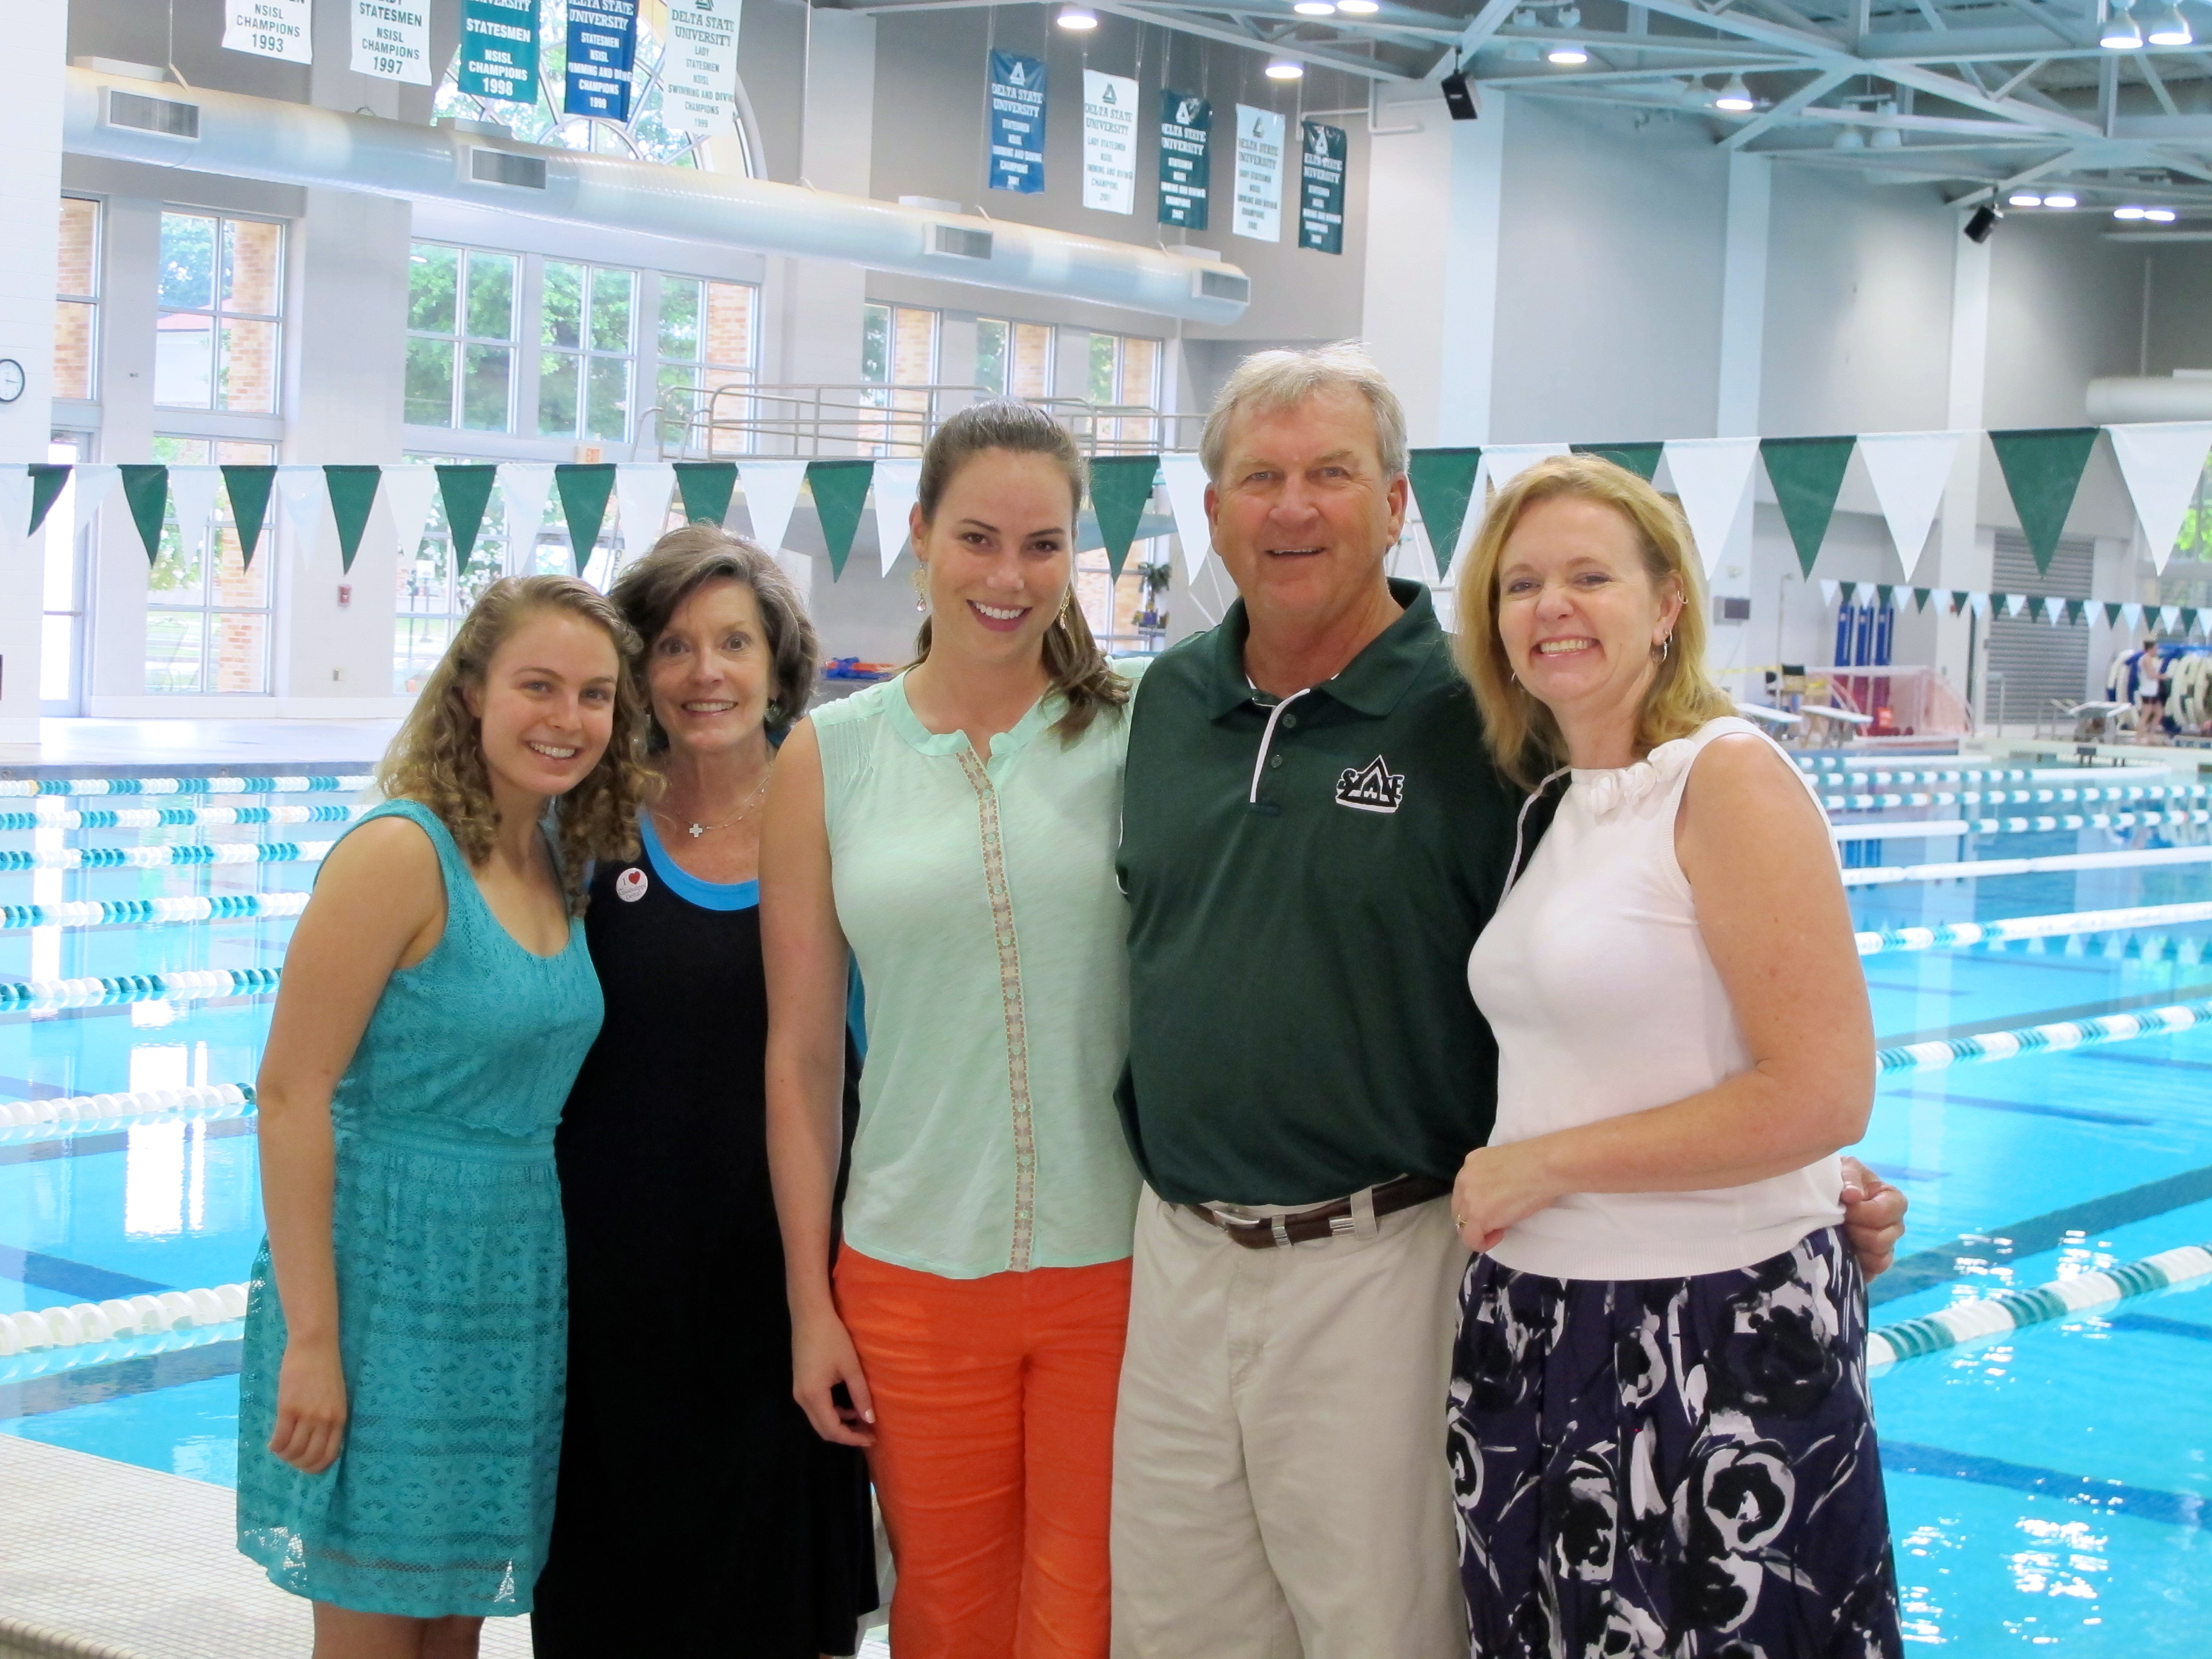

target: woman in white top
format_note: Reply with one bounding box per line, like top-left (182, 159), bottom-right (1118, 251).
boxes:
top-left (1444, 455), bottom-right (1902, 1658)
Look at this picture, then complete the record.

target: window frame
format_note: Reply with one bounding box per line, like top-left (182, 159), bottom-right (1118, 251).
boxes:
top-left (405, 241), bottom-right (524, 434)
top-left (153, 208), bottom-right (287, 415)
top-left (55, 195), bottom-right (101, 406)
top-left (142, 435), bottom-right (281, 696)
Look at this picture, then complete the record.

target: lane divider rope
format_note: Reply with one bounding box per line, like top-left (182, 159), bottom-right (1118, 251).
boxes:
top-left (1832, 810), bottom-right (2212, 842)
top-left (1826, 783), bottom-right (2211, 811)
top-left (0, 1286), bottom-right (249, 1364)
top-left (0, 893), bottom-right (310, 933)
top-left (1857, 901), bottom-right (2212, 956)
top-left (0, 803), bottom-right (364, 832)
top-left (0, 775), bottom-right (370, 798)
top-left (1877, 996), bottom-right (2212, 1073)
top-left (1868, 1244), bottom-right (2212, 1373)
top-left (1841, 845), bottom-right (2212, 887)
top-left (0, 968), bottom-right (282, 1011)
top-left (0, 840), bottom-right (330, 873)
top-left (0, 1083), bottom-right (253, 1144)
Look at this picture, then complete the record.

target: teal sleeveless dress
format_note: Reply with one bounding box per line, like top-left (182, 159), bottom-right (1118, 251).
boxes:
top-left (236, 799), bottom-right (603, 1617)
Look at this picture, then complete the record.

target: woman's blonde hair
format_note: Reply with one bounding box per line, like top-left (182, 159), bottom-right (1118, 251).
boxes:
top-left (1453, 453), bottom-right (1732, 789)
top-left (377, 574), bottom-right (654, 910)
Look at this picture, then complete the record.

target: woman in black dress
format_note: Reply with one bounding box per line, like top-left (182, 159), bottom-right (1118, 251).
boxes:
top-left (533, 526), bottom-right (877, 1658)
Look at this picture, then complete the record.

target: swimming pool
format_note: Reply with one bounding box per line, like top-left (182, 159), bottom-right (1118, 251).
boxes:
top-left (2, 756), bottom-right (2209, 1652)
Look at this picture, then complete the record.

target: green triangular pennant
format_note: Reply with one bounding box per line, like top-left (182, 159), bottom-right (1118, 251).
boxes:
top-left (806, 460), bottom-right (874, 578)
top-left (1913, 588), bottom-right (1932, 612)
top-left (554, 463), bottom-right (617, 573)
top-left (1406, 447), bottom-right (1483, 577)
top-left (1569, 441), bottom-right (1664, 481)
top-left (221, 465), bottom-right (275, 568)
top-left (2105, 601), bottom-right (2124, 626)
top-left (436, 464), bottom-right (498, 575)
top-left (2064, 597), bottom-right (2086, 625)
top-left (1875, 583), bottom-right (1896, 610)
top-left (1988, 426), bottom-right (2099, 576)
top-left (673, 461), bottom-right (739, 528)
top-left (27, 464), bottom-right (69, 535)
top-left (1090, 455), bottom-right (1160, 577)
top-left (2027, 594), bottom-right (2049, 622)
top-left (2184, 606), bottom-right (2200, 634)
top-left (1952, 590), bottom-right (1971, 614)
top-left (1760, 436), bottom-right (1855, 576)
top-left (323, 465), bottom-right (382, 574)
top-left (118, 464), bottom-right (169, 565)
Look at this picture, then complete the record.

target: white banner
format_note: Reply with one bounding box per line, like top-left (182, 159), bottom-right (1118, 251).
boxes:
top-left (379, 464), bottom-right (442, 565)
top-left (739, 460), bottom-right (808, 556)
top-left (614, 463), bottom-right (677, 555)
top-left (72, 466), bottom-right (120, 545)
top-left (226, 0), bottom-right (313, 62)
top-left (1233, 106), bottom-right (1285, 242)
top-left (497, 464), bottom-right (557, 575)
top-left (275, 467), bottom-right (330, 566)
top-left (352, 1), bottom-right (432, 85)
top-left (665, 0), bottom-right (742, 140)
top-left (2106, 421), bottom-right (2212, 574)
top-left (1479, 444), bottom-right (1572, 496)
top-left (1661, 437), bottom-right (1760, 578)
top-left (168, 466), bottom-right (226, 571)
top-left (1856, 431), bottom-right (1961, 585)
top-left (871, 459), bottom-right (923, 576)
top-left (1082, 72), bottom-right (1139, 215)
top-left (1158, 452), bottom-right (1214, 585)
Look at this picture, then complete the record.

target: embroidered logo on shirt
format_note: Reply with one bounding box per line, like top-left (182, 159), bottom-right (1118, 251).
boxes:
top-left (615, 866), bottom-right (649, 902)
top-left (1335, 756), bottom-right (1404, 814)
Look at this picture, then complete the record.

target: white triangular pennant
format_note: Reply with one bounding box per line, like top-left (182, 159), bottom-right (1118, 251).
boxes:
top-left (497, 464), bottom-right (557, 577)
top-left (167, 465), bottom-right (224, 569)
top-left (2122, 602), bottom-right (2143, 628)
top-left (72, 464), bottom-right (119, 540)
top-left (2046, 597), bottom-right (2065, 626)
top-left (1857, 431), bottom-right (1961, 583)
top-left (1819, 580), bottom-right (1840, 608)
top-left (378, 464), bottom-right (441, 565)
top-left (2005, 592), bottom-right (2028, 618)
top-left (2105, 422), bottom-right (2212, 573)
top-left (1158, 452), bottom-right (1214, 585)
top-left (614, 463), bottom-right (677, 557)
top-left (1970, 592), bottom-right (1991, 617)
top-left (0, 465), bottom-right (34, 552)
top-left (737, 460), bottom-right (808, 555)
top-left (2160, 604), bottom-right (2182, 632)
top-left (870, 458), bottom-right (923, 577)
top-left (275, 466), bottom-right (330, 566)
top-left (1662, 438), bottom-right (1761, 578)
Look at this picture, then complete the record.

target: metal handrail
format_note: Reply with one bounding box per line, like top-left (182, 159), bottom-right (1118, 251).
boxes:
top-left (657, 380), bottom-right (1206, 460)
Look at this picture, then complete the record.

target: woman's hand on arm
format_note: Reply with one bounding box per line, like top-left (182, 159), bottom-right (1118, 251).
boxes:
top-left (1453, 734), bottom-right (1876, 1248)
top-left (761, 721), bottom-right (876, 1449)
top-left (255, 817), bottom-right (444, 1474)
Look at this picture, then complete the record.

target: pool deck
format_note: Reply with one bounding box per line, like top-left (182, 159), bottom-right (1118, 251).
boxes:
top-left (0, 1435), bottom-right (531, 1659)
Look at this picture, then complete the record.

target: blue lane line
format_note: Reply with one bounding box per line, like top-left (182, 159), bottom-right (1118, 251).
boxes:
top-left (0, 1245), bottom-right (171, 1301)
top-left (1883, 1441), bottom-right (2210, 1529)
top-left (2108, 1313), bottom-right (2212, 1344)
top-left (1880, 1090), bottom-right (2159, 1127)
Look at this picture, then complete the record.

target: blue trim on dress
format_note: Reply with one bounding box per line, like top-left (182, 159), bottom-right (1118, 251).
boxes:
top-left (637, 813), bottom-right (760, 911)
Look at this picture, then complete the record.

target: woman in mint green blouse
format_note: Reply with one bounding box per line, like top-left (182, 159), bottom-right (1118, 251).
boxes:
top-left (763, 401), bottom-right (1142, 1659)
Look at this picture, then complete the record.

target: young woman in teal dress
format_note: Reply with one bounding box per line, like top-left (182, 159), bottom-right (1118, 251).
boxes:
top-left (236, 575), bottom-right (653, 1659)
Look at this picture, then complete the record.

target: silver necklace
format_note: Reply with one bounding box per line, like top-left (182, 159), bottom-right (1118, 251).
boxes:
top-left (655, 766), bottom-right (771, 839)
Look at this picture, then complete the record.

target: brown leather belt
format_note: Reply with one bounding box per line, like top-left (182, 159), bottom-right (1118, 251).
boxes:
top-left (1185, 1174), bottom-right (1454, 1250)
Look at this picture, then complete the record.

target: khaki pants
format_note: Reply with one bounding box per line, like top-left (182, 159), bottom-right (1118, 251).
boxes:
top-left (1109, 1186), bottom-right (1469, 1659)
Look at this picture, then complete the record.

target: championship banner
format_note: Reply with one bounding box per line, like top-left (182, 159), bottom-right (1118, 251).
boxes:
top-left (1157, 90), bottom-right (1210, 230)
top-left (1233, 105), bottom-right (1285, 242)
top-left (352, 0), bottom-right (431, 84)
top-left (224, 0), bottom-right (312, 62)
top-left (1082, 71), bottom-right (1139, 214)
top-left (989, 51), bottom-right (1047, 195)
top-left (1298, 121), bottom-right (1346, 255)
top-left (458, 0), bottom-right (540, 102)
top-left (565, 0), bottom-right (638, 121)
top-left (665, 0), bottom-right (742, 138)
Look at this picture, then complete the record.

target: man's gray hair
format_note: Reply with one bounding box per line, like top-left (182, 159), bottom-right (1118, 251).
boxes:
top-left (1197, 340), bottom-right (1410, 485)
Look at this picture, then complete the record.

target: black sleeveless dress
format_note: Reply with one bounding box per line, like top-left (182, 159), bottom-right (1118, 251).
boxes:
top-left (532, 821), bottom-right (877, 1657)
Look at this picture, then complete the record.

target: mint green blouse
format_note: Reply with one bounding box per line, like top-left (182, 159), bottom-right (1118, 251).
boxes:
top-left (813, 664), bottom-right (1146, 1279)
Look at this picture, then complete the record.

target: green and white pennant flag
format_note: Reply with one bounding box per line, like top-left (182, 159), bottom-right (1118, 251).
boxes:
top-left (169, 466), bottom-right (225, 569)
top-left (737, 459), bottom-right (808, 555)
top-left (498, 463), bottom-right (558, 575)
top-left (275, 465), bottom-right (332, 565)
top-left (379, 464), bottom-right (443, 565)
top-left (1158, 452), bottom-right (1214, 584)
top-left (1855, 431), bottom-right (1960, 585)
top-left (0, 465), bottom-right (32, 551)
top-left (2105, 422), bottom-right (2212, 574)
top-left (871, 458), bottom-right (924, 576)
top-left (615, 463), bottom-right (677, 558)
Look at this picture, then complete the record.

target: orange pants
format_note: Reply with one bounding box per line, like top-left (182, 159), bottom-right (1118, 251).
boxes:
top-left (834, 1247), bottom-right (1131, 1659)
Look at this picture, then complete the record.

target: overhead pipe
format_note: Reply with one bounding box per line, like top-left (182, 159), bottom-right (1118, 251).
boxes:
top-left (2087, 374), bottom-right (2212, 423)
top-left (62, 67), bottom-right (1250, 325)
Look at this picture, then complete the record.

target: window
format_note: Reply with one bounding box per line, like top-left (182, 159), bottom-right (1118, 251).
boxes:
top-left (862, 304), bottom-right (939, 454)
top-left (156, 212), bottom-right (283, 412)
top-left (146, 436), bottom-right (278, 694)
top-left (975, 318), bottom-right (1055, 400)
top-left (1087, 332), bottom-right (1161, 407)
top-left (406, 243), bottom-right (519, 432)
top-left (55, 198), bottom-right (99, 401)
top-left (395, 458), bottom-right (504, 694)
top-left (656, 275), bottom-right (757, 452)
top-left (540, 262), bottom-right (635, 441)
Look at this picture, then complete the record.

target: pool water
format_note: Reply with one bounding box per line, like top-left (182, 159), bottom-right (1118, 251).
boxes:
top-left (3, 771), bottom-right (2211, 1651)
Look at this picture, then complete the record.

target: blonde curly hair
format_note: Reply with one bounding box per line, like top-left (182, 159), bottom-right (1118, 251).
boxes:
top-left (377, 575), bottom-right (653, 911)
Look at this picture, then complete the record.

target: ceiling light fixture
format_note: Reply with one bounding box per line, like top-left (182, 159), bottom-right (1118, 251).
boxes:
top-left (1294, 2), bottom-right (1338, 15)
top-left (1965, 204), bottom-right (2002, 243)
top-left (2102, 0), bottom-right (2145, 49)
top-left (1869, 123), bottom-right (1903, 148)
top-left (1833, 124), bottom-right (1866, 149)
top-left (2147, 206), bottom-right (2179, 221)
top-left (1264, 57), bottom-right (1305, 79)
top-left (2149, 2), bottom-right (2193, 42)
top-left (1557, 4), bottom-right (1582, 25)
top-left (2042, 192), bottom-right (2078, 208)
top-left (2008, 192), bottom-right (2044, 207)
top-left (1548, 41), bottom-right (1591, 62)
top-left (1335, 0), bottom-right (1380, 12)
top-left (2114, 204), bottom-right (2150, 218)
top-left (1714, 75), bottom-right (1755, 112)
top-left (1056, 3), bottom-right (1099, 27)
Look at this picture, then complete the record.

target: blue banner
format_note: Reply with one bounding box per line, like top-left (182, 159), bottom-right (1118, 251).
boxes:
top-left (988, 50), bottom-right (1046, 195)
top-left (458, 0), bottom-right (539, 102)
top-left (563, 0), bottom-right (636, 121)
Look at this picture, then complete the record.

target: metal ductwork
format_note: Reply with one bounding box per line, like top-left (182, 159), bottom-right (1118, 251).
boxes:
top-left (64, 67), bottom-right (1251, 325)
top-left (2086, 375), bottom-right (2212, 424)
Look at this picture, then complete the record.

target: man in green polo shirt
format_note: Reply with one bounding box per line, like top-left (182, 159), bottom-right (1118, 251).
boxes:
top-left (1108, 343), bottom-right (1906, 1658)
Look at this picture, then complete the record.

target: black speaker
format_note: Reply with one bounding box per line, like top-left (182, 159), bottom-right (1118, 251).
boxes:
top-left (1441, 70), bottom-right (1480, 121)
top-left (1964, 204), bottom-right (2001, 243)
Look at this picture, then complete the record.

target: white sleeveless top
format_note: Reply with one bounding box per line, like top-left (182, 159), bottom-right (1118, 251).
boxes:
top-left (1466, 716), bottom-right (1844, 1281)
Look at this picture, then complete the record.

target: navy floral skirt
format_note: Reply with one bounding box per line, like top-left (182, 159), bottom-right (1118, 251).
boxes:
top-left (1448, 1228), bottom-right (1902, 1658)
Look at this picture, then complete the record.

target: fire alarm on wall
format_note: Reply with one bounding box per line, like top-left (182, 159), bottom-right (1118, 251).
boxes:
top-left (337, 583), bottom-right (352, 609)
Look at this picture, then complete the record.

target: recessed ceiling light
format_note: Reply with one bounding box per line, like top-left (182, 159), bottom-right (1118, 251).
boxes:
top-left (1264, 57), bottom-right (1305, 79)
top-left (1713, 75), bottom-right (1755, 112)
top-left (2114, 205), bottom-right (2150, 218)
top-left (1056, 3), bottom-right (1099, 27)
top-left (1335, 0), bottom-right (1379, 11)
top-left (2147, 206), bottom-right (2179, 221)
top-left (2008, 192), bottom-right (2043, 207)
top-left (1547, 42), bottom-right (1590, 62)
top-left (1294, 2), bottom-right (1337, 15)
top-left (2042, 192), bottom-right (2078, 209)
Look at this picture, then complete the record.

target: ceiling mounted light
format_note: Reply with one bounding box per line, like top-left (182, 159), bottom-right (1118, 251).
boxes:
top-left (1548, 41), bottom-right (1590, 62)
top-left (1713, 75), bottom-right (1755, 112)
top-left (1965, 204), bottom-right (2002, 243)
top-left (1056, 3), bottom-right (1099, 27)
top-left (1294, 2), bottom-right (1338, 14)
top-left (2008, 192), bottom-right (2044, 207)
top-left (1869, 123), bottom-right (1903, 147)
top-left (2042, 192), bottom-right (2078, 208)
top-left (2147, 206), bottom-right (2179, 221)
top-left (2102, 0), bottom-right (2145, 48)
top-left (2114, 204), bottom-right (2150, 218)
top-left (1557, 4), bottom-right (1583, 25)
top-left (1834, 124), bottom-right (1866, 149)
top-left (2148, 2), bottom-right (2193, 41)
top-left (1264, 57), bottom-right (1305, 79)
top-left (1336, 0), bottom-right (1380, 12)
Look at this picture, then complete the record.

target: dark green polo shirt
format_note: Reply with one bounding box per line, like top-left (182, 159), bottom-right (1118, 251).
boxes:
top-left (1115, 580), bottom-right (1524, 1206)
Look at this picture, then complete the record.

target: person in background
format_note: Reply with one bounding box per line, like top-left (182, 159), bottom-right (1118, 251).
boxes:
top-left (530, 528), bottom-right (877, 1659)
top-left (763, 401), bottom-right (1144, 1659)
top-left (238, 576), bottom-right (651, 1659)
top-left (1447, 454), bottom-right (1902, 1655)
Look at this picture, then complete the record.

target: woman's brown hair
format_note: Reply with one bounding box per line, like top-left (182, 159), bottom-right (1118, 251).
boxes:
top-left (376, 574), bottom-right (654, 910)
top-left (913, 400), bottom-right (1130, 742)
top-left (1453, 453), bottom-right (1733, 789)
top-left (609, 523), bottom-right (821, 751)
